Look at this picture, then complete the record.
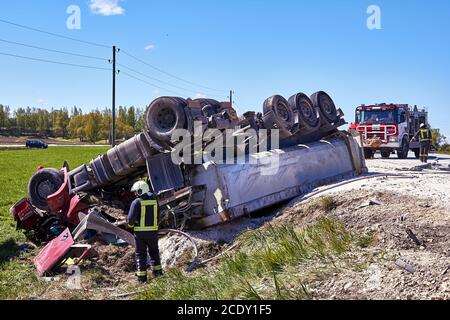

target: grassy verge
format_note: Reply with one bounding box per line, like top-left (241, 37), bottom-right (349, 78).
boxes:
top-left (138, 217), bottom-right (361, 300)
top-left (0, 146), bottom-right (109, 299)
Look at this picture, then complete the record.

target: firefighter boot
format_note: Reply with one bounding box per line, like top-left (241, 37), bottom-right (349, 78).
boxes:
top-left (136, 271), bottom-right (148, 283)
top-left (152, 265), bottom-right (163, 278)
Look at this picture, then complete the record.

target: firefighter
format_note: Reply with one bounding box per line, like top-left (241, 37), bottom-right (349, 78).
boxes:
top-left (412, 123), bottom-right (432, 163)
top-left (127, 180), bottom-right (163, 283)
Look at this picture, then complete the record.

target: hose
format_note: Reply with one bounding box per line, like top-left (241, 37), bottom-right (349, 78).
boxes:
top-left (158, 228), bottom-right (199, 263)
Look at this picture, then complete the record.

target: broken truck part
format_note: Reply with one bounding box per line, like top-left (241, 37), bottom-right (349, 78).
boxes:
top-left (10, 91), bottom-right (367, 244)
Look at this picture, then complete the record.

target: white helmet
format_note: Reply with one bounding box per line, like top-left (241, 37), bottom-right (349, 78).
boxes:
top-left (420, 123), bottom-right (426, 128)
top-left (131, 180), bottom-right (150, 196)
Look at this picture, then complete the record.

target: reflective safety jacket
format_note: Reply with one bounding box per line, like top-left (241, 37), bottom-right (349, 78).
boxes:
top-left (415, 129), bottom-right (432, 143)
top-left (127, 193), bottom-right (159, 232)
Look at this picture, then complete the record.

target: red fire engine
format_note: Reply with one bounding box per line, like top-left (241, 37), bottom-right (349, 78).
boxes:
top-left (349, 103), bottom-right (428, 159)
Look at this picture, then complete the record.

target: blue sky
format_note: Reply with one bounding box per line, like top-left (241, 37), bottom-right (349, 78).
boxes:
top-left (0, 0), bottom-right (449, 138)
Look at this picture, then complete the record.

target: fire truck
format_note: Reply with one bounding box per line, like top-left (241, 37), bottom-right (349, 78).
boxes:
top-left (349, 103), bottom-right (428, 159)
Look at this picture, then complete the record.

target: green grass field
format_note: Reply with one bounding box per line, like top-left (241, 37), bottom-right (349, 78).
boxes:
top-left (0, 146), bottom-right (108, 299)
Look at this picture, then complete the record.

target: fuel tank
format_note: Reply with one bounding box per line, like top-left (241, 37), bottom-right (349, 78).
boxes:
top-left (189, 132), bottom-right (366, 228)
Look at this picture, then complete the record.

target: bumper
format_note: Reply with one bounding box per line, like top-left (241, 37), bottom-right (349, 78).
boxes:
top-left (363, 141), bottom-right (400, 149)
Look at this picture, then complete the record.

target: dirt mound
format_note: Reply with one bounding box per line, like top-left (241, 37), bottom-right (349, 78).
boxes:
top-left (276, 190), bottom-right (450, 299)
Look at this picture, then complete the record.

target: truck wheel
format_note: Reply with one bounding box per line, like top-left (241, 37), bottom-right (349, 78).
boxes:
top-left (28, 168), bottom-right (64, 211)
top-left (414, 149), bottom-right (420, 159)
top-left (397, 138), bottom-right (409, 159)
top-left (381, 150), bottom-right (391, 159)
top-left (194, 98), bottom-right (221, 108)
top-left (262, 95), bottom-right (294, 131)
top-left (145, 97), bottom-right (187, 143)
top-left (364, 148), bottom-right (374, 159)
top-left (310, 91), bottom-right (338, 124)
top-left (288, 93), bottom-right (319, 130)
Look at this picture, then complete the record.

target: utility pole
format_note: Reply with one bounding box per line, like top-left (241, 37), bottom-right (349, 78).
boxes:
top-left (229, 90), bottom-right (233, 108)
top-left (111, 45), bottom-right (116, 147)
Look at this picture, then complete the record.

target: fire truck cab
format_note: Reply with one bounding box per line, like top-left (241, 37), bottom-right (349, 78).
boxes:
top-left (349, 103), bottom-right (428, 159)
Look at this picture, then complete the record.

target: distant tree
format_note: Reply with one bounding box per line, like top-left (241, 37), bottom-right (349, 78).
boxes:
top-left (431, 128), bottom-right (446, 149)
top-left (127, 106), bottom-right (136, 129)
top-left (85, 111), bottom-right (102, 143)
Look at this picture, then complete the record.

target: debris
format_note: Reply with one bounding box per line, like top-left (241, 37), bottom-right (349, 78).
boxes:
top-left (442, 266), bottom-right (450, 276)
top-left (343, 282), bottom-right (353, 290)
top-left (34, 228), bottom-right (74, 276)
top-left (72, 208), bottom-right (135, 247)
top-left (395, 257), bottom-right (416, 274)
top-left (405, 228), bottom-right (424, 247)
top-left (356, 198), bottom-right (384, 210)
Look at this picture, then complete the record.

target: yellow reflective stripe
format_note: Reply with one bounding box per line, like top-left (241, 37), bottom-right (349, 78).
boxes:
top-left (141, 200), bottom-right (157, 206)
top-left (136, 271), bottom-right (147, 276)
top-left (153, 265), bottom-right (162, 271)
top-left (135, 200), bottom-right (158, 231)
top-left (134, 226), bottom-right (158, 232)
top-left (420, 130), bottom-right (431, 141)
top-left (140, 203), bottom-right (146, 229)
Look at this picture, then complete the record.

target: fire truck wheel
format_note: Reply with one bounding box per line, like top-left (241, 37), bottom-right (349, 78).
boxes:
top-left (28, 168), bottom-right (64, 211)
top-left (145, 97), bottom-right (187, 143)
top-left (310, 91), bottom-right (338, 124)
top-left (397, 138), bottom-right (409, 159)
top-left (414, 149), bottom-right (420, 159)
top-left (262, 95), bottom-right (295, 131)
top-left (288, 93), bottom-right (320, 130)
top-left (381, 150), bottom-right (391, 158)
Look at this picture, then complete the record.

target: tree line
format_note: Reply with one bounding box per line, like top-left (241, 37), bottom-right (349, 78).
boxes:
top-left (0, 104), bottom-right (145, 143)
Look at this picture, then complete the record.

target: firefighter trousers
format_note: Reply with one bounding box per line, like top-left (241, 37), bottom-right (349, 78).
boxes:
top-left (420, 141), bottom-right (431, 163)
top-left (135, 232), bottom-right (162, 281)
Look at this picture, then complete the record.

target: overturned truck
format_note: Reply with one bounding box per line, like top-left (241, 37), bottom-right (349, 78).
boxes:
top-left (11, 91), bottom-right (367, 243)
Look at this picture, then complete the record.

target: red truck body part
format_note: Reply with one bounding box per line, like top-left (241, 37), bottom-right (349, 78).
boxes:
top-left (34, 228), bottom-right (74, 276)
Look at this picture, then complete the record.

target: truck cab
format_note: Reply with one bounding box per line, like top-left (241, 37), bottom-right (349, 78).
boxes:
top-left (349, 103), bottom-right (428, 159)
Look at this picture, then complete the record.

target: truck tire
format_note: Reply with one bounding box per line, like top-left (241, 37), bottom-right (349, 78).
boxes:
top-left (288, 93), bottom-right (320, 130)
top-left (414, 149), bottom-right (420, 159)
top-left (397, 138), bottom-right (409, 159)
top-left (381, 150), bottom-right (391, 158)
top-left (310, 91), bottom-right (338, 125)
top-left (194, 98), bottom-right (221, 108)
top-left (262, 95), bottom-right (294, 131)
top-left (145, 97), bottom-right (187, 143)
top-left (364, 148), bottom-right (374, 159)
top-left (28, 168), bottom-right (64, 211)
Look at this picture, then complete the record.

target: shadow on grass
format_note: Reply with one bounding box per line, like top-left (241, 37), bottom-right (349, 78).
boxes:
top-left (0, 238), bottom-right (21, 264)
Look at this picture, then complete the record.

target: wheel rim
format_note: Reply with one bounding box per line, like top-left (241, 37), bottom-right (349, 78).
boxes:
top-left (298, 97), bottom-right (317, 127)
top-left (320, 96), bottom-right (333, 115)
top-left (276, 101), bottom-right (291, 122)
top-left (36, 180), bottom-right (54, 201)
top-left (155, 107), bottom-right (177, 131)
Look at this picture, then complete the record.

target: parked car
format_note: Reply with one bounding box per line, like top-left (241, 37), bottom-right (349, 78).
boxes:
top-left (25, 139), bottom-right (48, 149)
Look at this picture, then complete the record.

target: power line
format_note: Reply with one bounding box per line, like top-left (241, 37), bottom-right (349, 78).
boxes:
top-left (0, 51), bottom-right (111, 70)
top-left (120, 71), bottom-right (185, 96)
top-left (0, 17), bottom-right (110, 49)
top-left (120, 49), bottom-right (228, 93)
top-left (117, 63), bottom-right (224, 99)
top-left (0, 38), bottom-right (108, 61)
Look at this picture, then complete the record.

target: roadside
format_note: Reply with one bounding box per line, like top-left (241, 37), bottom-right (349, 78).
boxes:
top-left (0, 136), bottom-right (109, 147)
